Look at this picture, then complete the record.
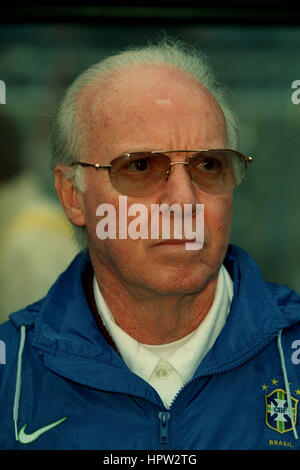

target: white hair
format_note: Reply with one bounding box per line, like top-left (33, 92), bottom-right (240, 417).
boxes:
top-left (51, 37), bottom-right (239, 247)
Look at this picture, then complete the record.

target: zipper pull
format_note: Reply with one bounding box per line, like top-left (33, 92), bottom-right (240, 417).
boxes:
top-left (158, 411), bottom-right (170, 445)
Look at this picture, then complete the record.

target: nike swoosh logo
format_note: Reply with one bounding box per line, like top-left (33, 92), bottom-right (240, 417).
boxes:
top-left (18, 417), bottom-right (67, 444)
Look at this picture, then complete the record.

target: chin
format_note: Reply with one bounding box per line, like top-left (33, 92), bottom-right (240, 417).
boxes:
top-left (139, 265), bottom-right (217, 296)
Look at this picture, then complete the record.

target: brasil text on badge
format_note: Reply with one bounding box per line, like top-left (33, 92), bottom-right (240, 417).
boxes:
top-left (265, 388), bottom-right (298, 434)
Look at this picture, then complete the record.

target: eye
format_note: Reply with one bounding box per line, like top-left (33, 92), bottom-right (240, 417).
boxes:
top-left (198, 157), bottom-right (221, 172)
top-left (126, 158), bottom-right (150, 173)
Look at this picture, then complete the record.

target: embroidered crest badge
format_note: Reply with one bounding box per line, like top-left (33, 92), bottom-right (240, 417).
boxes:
top-left (265, 388), bottom-right (298, 434)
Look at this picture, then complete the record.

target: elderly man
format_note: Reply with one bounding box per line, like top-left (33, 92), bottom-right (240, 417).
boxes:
top-left (0, 39), bottom-right (300, 451)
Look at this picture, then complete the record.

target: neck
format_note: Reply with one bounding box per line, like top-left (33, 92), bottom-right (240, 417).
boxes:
top-left (91, 258), bottom-right (218, 345)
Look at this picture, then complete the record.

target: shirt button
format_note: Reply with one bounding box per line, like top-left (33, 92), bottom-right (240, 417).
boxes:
top-left (155, 367), bottom-right (168, 379)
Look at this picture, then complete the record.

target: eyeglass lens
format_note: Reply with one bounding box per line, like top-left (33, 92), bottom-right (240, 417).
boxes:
top-left (108, 150), bottom-right (246, 197)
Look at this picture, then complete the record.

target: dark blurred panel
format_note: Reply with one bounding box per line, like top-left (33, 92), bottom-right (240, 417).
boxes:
top-left (1, 2), bottom-right (300, 25)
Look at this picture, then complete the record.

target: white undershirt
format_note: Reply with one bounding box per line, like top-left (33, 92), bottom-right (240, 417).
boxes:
top-left (93, 265), bottom-right (233, 408)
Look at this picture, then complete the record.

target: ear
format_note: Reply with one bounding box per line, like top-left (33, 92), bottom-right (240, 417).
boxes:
top-left (54, 165), bottom-right (86, 227)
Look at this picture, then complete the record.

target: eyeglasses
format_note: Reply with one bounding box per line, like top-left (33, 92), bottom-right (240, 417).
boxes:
top-left (71, 149), bottom-right (253, 197)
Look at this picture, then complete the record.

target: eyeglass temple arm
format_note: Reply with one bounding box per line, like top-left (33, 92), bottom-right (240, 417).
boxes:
top-left (71, 162), bottom-right (111, 170)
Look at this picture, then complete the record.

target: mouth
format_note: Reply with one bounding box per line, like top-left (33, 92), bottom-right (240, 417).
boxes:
top-left (154, 239), bottom-right (196, 246)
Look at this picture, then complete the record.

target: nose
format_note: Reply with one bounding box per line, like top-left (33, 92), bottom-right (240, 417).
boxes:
top-left (158, 160), bottom-right (200, 207)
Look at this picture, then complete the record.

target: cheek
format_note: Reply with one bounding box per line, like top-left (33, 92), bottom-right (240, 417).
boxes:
top-left (204, 194), bottom-right (232, 239)
top-left (84, 187), bottom-right (147, 265)
top-left (83, 173), bottom-right (118, 227)
top-left (93, 237), bottom-right (147, 286)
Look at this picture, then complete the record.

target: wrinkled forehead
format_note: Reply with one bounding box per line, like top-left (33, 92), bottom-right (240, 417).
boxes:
top-left (76, 64), bottom-right (227, 155)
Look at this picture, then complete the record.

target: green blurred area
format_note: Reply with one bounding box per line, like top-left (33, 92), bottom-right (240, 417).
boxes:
top-left (0, 21), bottom-right (299, 292)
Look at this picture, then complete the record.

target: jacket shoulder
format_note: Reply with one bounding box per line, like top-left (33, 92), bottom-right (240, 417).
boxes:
top-left (266, 282), bottom-right (300, 330)
top-left (0, 301), bottom-right (41, 374)
top-left (266, 282), bottom-right (300, 311)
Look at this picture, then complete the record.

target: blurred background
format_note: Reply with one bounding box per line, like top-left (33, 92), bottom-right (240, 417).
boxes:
top-left (0, 2), bottom-right (300, 323)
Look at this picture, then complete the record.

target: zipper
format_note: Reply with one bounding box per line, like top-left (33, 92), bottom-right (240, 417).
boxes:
top-left (168, 335), bottom-right (277, 409)
top-left (152, 333), bottom-right (284, 449)
top-left (158, 411), bottom-right (170, 445)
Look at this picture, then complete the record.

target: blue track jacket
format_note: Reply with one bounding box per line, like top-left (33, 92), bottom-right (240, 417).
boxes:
top-left (1, 244), bottom-right (300, 450)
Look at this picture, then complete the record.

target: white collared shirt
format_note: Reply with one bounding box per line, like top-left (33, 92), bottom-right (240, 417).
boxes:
top-left (93, 265), bottom-right (233, 408)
